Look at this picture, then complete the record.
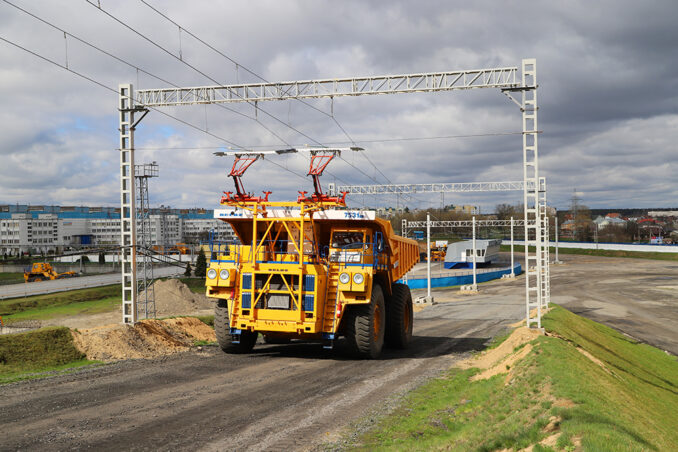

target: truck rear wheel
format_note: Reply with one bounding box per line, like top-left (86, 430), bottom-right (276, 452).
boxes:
top-left (385, 283), bottom-right (413, 349)
top-left (215, 299), bottom-right (257, 354)
top-left (344, 283), bottom-right (385, 359)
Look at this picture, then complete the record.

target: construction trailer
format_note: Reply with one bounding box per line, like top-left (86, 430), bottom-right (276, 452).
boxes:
top-left (204, 149), bottom-right (419, 358)
top-left (444, 239), bottom-right (501, 269)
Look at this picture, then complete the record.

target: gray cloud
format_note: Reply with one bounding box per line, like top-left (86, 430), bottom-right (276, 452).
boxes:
top-left (1, 0), bottom-right (677, 212)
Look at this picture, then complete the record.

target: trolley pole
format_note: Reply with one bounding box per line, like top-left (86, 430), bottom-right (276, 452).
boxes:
top-left (510, 216), bottom-right (515, 276)
top-left (472, 216), bottom-right (477, 290)
top-left (426, 213), bottom-right (431, 300)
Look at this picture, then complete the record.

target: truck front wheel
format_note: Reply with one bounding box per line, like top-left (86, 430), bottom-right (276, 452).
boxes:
top-left (214, 299), bottom-right (257, 354)
top-left (344, 283), bottom-right (385, 359)
top-left (385, 283), bottom-right (413, 349)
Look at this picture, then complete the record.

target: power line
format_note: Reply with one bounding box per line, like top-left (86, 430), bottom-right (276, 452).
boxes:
top-left (0, 35), bottom-right (327, 196)
top-left (135, 131), bottom-right (524, 150)
top-left (3, 0), bottom-right (298, 148)
top-left (137, 0), bottom-right (353, 128)
top-left (136, 0), bottom-right (386, 194)
top-left (85, 0), bottom-right (328, 148)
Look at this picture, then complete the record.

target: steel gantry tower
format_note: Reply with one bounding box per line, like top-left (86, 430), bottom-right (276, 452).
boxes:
top-left (119, 58), bottom-right (549, 327)
top-left (134, 162), bottom-right (159, 320)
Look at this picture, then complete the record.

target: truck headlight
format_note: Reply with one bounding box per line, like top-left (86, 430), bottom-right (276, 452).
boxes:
top-left (339, 272), bottom-right (350, 284)
top-left (353, 273), bottom-right (364, 285)
top-left (207, 269), bottom-right (217, 279)
top-left (219, 269), bottom-right (230, 280)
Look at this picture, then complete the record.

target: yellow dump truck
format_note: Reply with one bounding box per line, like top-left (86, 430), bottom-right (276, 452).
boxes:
top-left (23, 263), bottom-right (77, 282)
top-left (204, 148), bottom-right (419, 358)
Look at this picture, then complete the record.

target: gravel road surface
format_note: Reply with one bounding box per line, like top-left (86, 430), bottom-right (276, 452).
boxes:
top-left (0, 266), bottom-right (182, 299)
top-left (1, 255), bottom-right (676, 451)
top-left (0, 277), bottom-right (525, 451)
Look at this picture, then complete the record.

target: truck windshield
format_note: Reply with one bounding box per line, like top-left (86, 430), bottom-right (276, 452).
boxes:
top-left (331, 231), bottom-right (364, 249)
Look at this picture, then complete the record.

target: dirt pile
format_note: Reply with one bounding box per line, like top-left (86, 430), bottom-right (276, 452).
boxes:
top-left (457, 326), bottom-right (542, 382)
top-left (153, 279), bottom-right (213, 317)
top-left (71, 317), bottom-right (216, 361)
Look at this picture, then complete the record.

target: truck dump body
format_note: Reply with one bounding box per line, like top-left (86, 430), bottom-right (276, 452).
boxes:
top-left (205, 202), bottom-right (418, 358)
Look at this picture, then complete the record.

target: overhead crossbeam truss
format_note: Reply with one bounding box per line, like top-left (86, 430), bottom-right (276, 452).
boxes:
top-left (135, 67), bottom-right (518, 107)
top-left (405, 219), bottom-right (535, 228)
top-left (329, 180), bottom-right (530, 195)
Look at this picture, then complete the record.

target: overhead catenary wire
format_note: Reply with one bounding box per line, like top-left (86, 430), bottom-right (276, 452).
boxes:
top-left (0, 35), bottom-right (335, 200)
top-left (136, 0), bottom-right (397, 204)
top-left (134, 131), bottom-right (523, 150)
top-left (85, 0), bottom-right (329, 149)
top-left (1, 0), bottom-right (295, 146)
top-left (83, 0), bottom-right (377, 201)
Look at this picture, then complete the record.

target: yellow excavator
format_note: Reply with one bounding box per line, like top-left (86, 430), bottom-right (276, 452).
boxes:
top-left (23, 263), bottom-right (78, 282)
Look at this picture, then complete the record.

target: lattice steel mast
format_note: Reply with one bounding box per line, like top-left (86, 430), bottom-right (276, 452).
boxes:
top-left (135, 162), bottom-right (158, 320)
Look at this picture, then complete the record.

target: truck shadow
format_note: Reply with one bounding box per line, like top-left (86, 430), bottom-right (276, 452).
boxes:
top-left (247, 335), bottom-right (491, 361)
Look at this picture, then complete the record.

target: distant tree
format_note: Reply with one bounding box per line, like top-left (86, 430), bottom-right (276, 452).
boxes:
top-left (98, 252), bottom-right (106, 265)
top-left (184, 262), bottom-right (192, 277)
top-left (194, 249), bottom-right (207, 277)
top-left (495, 203), bottom-right (522, 220)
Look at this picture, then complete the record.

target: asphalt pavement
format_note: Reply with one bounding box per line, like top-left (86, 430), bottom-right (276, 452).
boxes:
top-left (0, 266), bottom-right (183, 299)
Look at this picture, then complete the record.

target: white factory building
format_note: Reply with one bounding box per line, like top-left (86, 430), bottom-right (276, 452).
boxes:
top-left (0, 205), bottom-right (234, 255)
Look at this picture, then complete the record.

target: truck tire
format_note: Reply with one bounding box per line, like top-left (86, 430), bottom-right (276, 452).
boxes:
top-left (385, 283), bottom-right (413, 349)
top-left (214, 299), bottom-right (257, 354)
top-left (344, 283), bottom-right (385, 359)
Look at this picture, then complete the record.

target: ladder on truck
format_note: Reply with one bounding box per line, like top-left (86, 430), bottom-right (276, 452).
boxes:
top-left (322, 262), bottom-right (342, 348)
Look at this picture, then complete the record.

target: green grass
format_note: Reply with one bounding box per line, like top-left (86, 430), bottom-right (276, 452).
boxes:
top-left (178, 277), bottom-right (206, 294)
top-left (352, 305), bottom-right (678, 451)
top-left (0, 284), bottom-right (120, 322)
top-left (195, 315), bottom-right (214, 327)
top-left (500, 244), bottom-right (678, 261)
top-left (0, 327), bottom-right (101, 384)
top-left (0, 272), bottom-right (25, 285)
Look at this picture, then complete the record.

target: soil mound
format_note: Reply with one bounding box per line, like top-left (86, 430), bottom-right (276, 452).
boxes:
top-left (71, 317), bottom-right (216, 361)
top-left (457, 326), bottom-right (542, 382)
top-left (153, 279), bottom-right (212, 316)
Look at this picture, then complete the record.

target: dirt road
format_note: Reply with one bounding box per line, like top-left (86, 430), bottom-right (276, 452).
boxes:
top-left (0, 279), bottom-right (525, 451)
top-left (1, 255), bottom-right (676, 451)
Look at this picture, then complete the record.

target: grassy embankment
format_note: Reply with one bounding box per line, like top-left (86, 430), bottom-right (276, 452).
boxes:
top-left (500, 244), bottom-right (678, 261)
top-left (0, 285), bottom-right (120, 323)
top-left (0, 327), bottom-right (101, 384)
top-left (353, 305), bottom-right (678, 451)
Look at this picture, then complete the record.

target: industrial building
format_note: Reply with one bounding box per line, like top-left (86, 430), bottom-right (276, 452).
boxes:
top-left (0, 205), bottom-right (234, 255)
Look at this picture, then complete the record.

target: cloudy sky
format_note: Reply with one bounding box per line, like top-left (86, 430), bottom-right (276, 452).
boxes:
top-left (1, 0), bottom-right (677, 212)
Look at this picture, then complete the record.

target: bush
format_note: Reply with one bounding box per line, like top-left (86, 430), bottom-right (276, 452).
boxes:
top-left (184, 263), bottom-right (192, 277)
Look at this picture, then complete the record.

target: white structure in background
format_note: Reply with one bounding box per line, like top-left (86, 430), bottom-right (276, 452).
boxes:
top-left (593, 215), bottom-right (627, 230)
